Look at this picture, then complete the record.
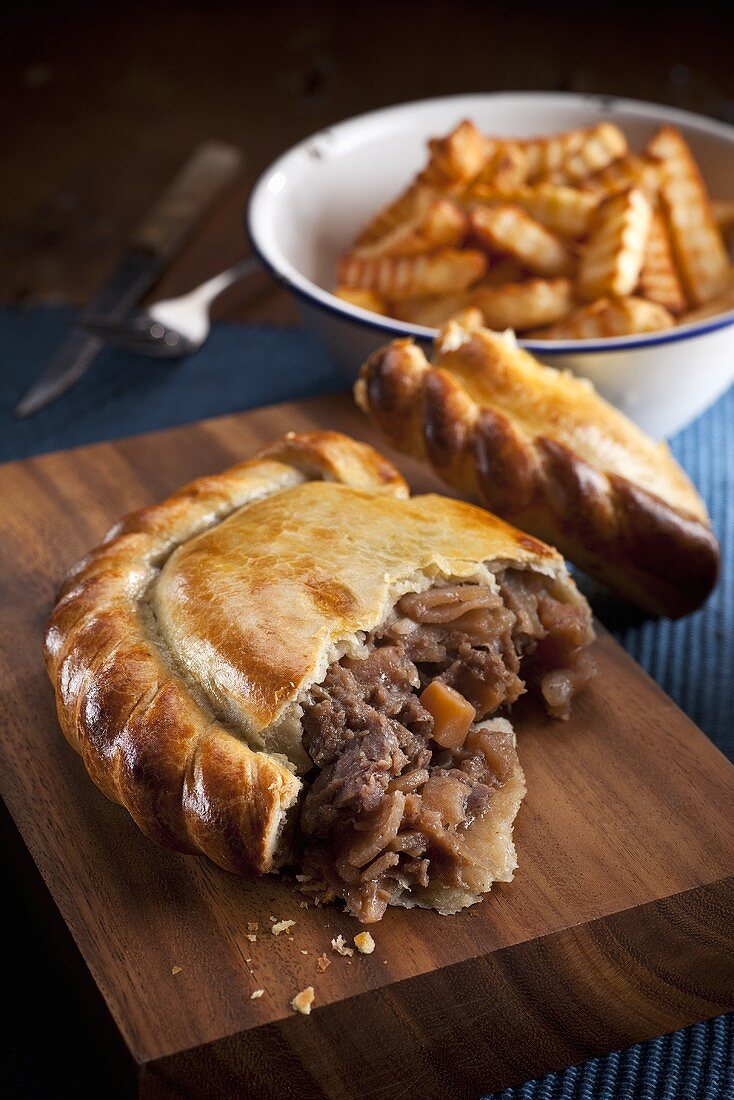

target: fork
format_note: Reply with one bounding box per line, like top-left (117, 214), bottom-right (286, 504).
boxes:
top-left (81, 257), bottom-right (259, 357)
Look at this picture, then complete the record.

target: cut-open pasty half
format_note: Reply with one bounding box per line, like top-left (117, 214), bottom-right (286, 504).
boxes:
top-left (44, 431), bottom-right (594, 922)
top-left (355, 321), bottom-right (719, 618)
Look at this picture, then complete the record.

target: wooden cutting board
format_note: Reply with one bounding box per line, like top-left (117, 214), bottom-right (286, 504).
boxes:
top-left (1, 393), bottom-right (733, 1100)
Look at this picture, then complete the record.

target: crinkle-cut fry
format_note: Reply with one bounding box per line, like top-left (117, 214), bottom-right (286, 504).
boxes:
top-left (390, 292), bottom-right (474, 327)
top-left (680, 273), bottom-right (734, 324)
top-left (470, 277), bottom-right (575, 332)
top-left (476, 141), bottom-right (528, 188)
top-left (581, 154), bottom-right (659, 198)
top-left (338, 248), bottom-right (487, 301)
top-left (528, 296), bottom-right (674, 339)
top-left (420, 119), bottom-right (491, 187)
top-left (350, 197), bottom-right (467, 259)
top-left (470, 203), bottom-right (575, 276)
top-left (518, 123), bottom-right (626, 184)
top-left (637, 211), bottom-right (687, 315)
top-left (577, 188), bottom-right (652, 301)
top-left (558, 122), bottom-right (628, 183)
top-left (468, 181), bottom-right (599, 238)
top-left (356, 183), bottom-right (433, 246)
top-left (334, 287), bottom-right (388, 315)
top-left (647, 126), bottom-right (730, 306)
top-left (413, 197), bottom-right (467, 249)
top-left (519, 129), bottom-right (586, 182)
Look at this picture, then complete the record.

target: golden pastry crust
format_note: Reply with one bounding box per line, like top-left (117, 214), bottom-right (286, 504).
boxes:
top-left (355, 325), bottom-right (719, 617)
top-left (44, 429), bottom-right (574, 880)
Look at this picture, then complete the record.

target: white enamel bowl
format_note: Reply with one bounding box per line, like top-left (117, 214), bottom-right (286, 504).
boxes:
top-left (247, 92), bottom-right (734, 439)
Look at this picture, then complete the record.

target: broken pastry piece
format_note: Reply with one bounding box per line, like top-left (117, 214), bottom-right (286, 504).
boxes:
top-left (356, 324), bottom-right (719, 618)
top-left (44, 431), bottom-right (594, 923)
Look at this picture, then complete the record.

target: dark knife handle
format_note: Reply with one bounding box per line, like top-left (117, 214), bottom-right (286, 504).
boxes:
top-left (131, 142), bottom-right (244, 259)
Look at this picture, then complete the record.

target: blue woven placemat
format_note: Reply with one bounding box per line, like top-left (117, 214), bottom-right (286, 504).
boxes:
top-left (0, 305), bottom-right (345, 463)
top-left (2, 306), bottom-right (732, 1098)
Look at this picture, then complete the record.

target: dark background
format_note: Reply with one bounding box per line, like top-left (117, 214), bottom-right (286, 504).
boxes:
top-left (2, 1), bottom-right (733, 1095)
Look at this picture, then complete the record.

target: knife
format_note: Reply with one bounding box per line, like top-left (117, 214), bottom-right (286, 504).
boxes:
top-left (14, 142), bottom-right (243, 418)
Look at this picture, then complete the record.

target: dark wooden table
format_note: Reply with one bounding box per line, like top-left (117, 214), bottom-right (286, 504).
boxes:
top-left (2, 396), bottom-right (732, 1098)
top-left (2, 3), bottom-right (733, 1096)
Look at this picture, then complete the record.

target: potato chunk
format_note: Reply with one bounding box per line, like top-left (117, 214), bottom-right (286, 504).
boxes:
top-left (420, 681), bottom-right (476, 749)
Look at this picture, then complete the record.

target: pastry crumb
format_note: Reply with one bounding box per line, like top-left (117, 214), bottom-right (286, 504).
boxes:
top-left (291, 985), bottom-right (315, 1015)
top-left (171, 966), bottom-right (182, 975)
top-left (331, 934), bottom-right (354, 957)
top-left (250, 989), bottom-right (265, 1000)
top-left (300, 949), bottom-right (308, 955)
top-left (247, 922), bottom-right (258, 932)
top-left (246, 934), bottom-right (257, 942)
top-left (272, 919), bottom-right (296, 936)
top-left (354, 931), bottom-right (375, 954)
top-left (299, 900), bottom-right (309, 909)
top-left (316, 953), bottom-right (331, 972)
top-left (269, 915), bottom-right (277, 922)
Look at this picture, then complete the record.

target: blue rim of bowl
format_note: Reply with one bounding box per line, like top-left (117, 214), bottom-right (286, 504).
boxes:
top-left (246, 91), bottom-right (734, 355)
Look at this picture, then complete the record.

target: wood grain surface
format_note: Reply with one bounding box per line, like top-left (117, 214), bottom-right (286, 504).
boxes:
top-left (1, 394), bottom-right (733, 1099)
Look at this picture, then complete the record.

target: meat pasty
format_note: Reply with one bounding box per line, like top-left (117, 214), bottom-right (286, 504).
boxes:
top-left (44, 431), bottom-right (594, 921)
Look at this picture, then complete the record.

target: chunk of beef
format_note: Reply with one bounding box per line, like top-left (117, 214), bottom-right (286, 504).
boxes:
top-left (300, 648), bottom-right (432, 838)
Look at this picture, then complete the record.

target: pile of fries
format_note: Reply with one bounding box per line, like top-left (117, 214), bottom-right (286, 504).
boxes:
top-left (335, 119), bottom-right (734, 339)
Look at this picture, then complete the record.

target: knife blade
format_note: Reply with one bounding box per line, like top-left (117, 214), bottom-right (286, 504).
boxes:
top-left (14, 142), bottom-right (243, 418)
top-left (15, 254), bottom-right (163, 417)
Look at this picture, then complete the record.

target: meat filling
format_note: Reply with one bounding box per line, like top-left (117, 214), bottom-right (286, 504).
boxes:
top-left (298, 569), bottom-right (594, 922)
